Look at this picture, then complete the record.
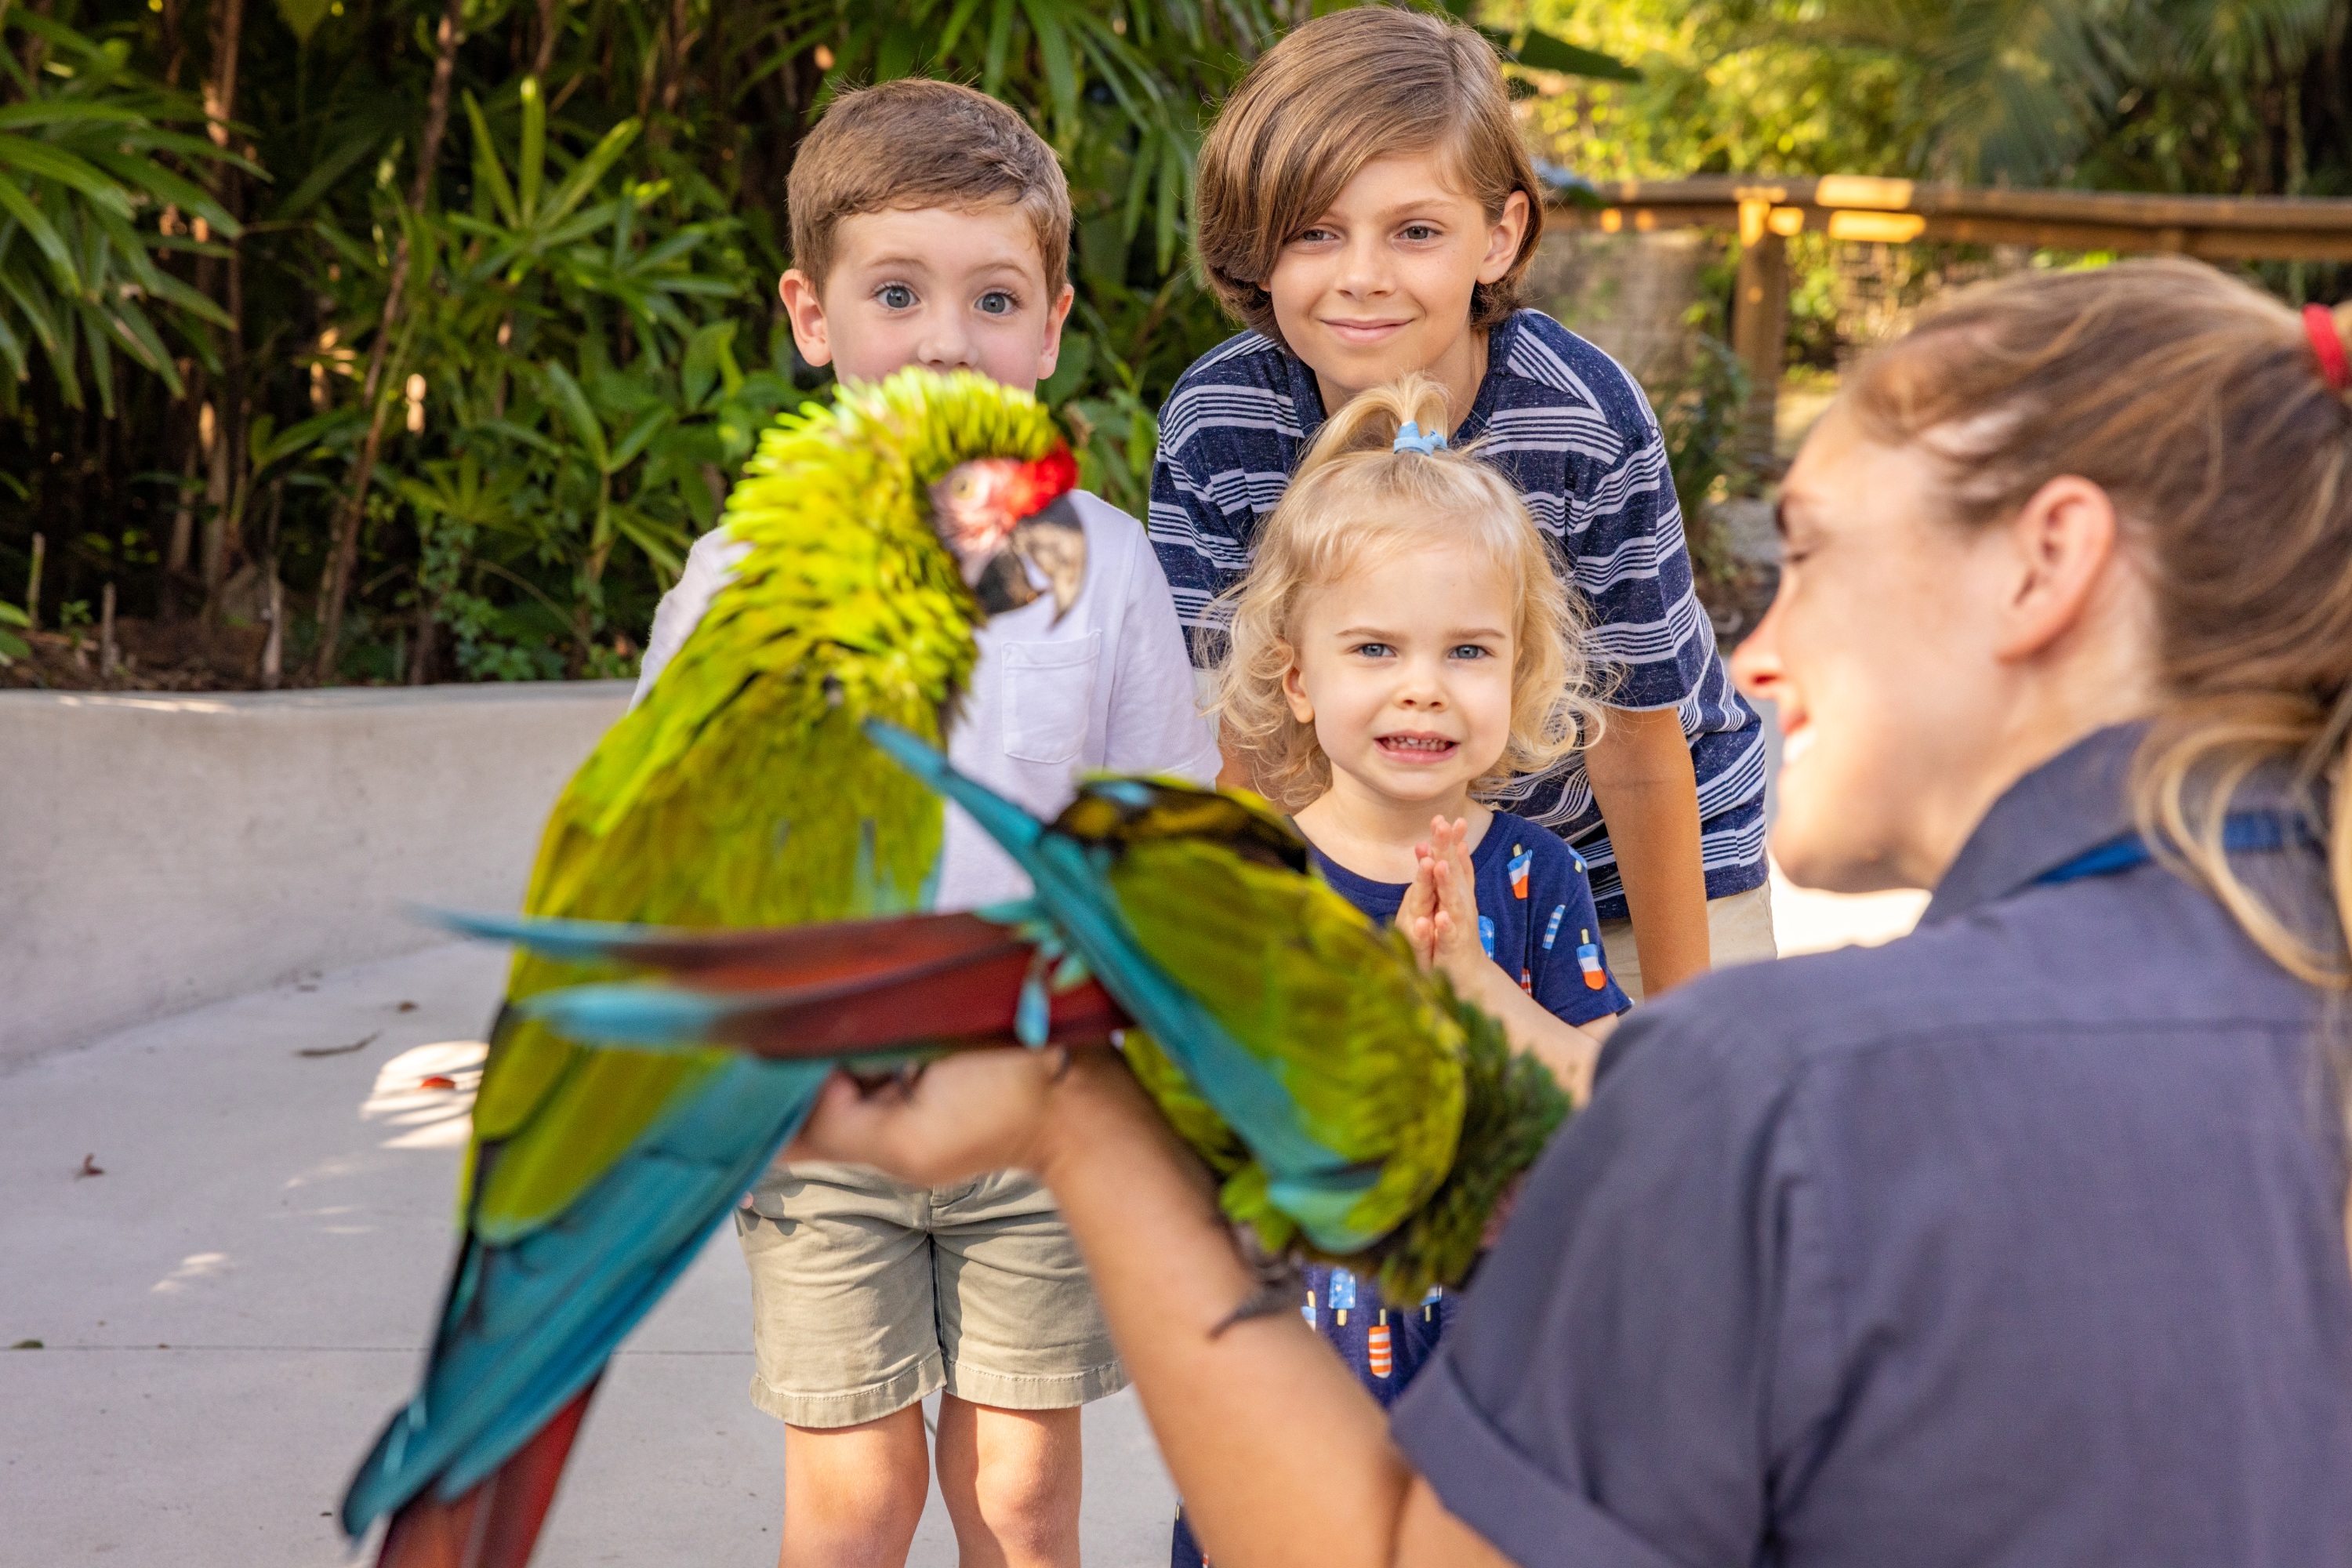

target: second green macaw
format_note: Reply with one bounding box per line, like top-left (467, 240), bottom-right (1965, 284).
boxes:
top-left (502, 733), bottom-right (1571, 1308)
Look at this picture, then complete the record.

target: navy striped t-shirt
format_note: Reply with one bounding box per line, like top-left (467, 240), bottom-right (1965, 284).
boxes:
top-left (1147, 310), bottom-right (1767, 920)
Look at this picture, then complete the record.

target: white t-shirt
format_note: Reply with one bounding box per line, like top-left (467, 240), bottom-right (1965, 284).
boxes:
top-left (632, 489), bottom-right (1221, 911)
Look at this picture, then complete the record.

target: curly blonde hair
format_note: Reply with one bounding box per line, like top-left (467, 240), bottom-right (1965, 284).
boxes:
top-left (1209, 375), bottom-right (1602, 811)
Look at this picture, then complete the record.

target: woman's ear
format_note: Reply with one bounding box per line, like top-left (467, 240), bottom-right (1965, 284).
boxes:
top-left (1478, 190), bottom-right (1532, 285)
top-left (1991, 474), bottom-right (2124, 664)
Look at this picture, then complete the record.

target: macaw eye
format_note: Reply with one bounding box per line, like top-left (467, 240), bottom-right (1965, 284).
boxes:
top-left (949, 472), bottom-right (979, 500)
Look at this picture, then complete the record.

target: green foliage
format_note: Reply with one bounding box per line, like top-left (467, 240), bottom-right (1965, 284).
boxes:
top-left (0, 0), bottom-right (2338, 685)
top-left (1523, 0), bottom-right (2352, 194)
top-left (0, 11), bottom-right (243, 413)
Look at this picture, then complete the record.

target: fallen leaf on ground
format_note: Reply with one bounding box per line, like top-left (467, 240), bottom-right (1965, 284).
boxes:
top-left (298, 1031), bottom-right (381, 1059)
top-left (395, 1000), bottom-right (417, 1012)
top-left (419, 1074), bottom-right (459, 1091)
top-left (75, 1155), bottom-right (103, 1179)
top-left (9, 1339), bottom-right (41, 1350)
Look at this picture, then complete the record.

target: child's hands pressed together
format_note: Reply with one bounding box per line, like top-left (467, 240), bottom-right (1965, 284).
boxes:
top-left (1403, 816), bottom-right (1490, 991)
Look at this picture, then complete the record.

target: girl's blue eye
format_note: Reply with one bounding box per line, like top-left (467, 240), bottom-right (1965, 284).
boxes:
top-left (977, 290), bottom-right (1016, 316)
top-left (877, 284), bottom-right (915, 310)
top-left (1352, 641), bottom-right (1393, 659)
top-left (1450, 644), bottom-right (1490, 660)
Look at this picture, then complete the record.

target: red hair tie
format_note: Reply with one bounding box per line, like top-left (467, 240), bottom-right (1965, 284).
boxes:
top-left (2304, 303), bottom-right (2349, 391)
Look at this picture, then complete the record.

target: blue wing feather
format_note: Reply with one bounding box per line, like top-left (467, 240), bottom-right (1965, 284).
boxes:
top-left (341, 1057), bottom-right (826, 1531)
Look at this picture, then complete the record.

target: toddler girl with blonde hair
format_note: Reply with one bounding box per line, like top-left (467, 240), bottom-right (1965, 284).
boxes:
top-left (1169, 374), bottom-right (1628, 1563)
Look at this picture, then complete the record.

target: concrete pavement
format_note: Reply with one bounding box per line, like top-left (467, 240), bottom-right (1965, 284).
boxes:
top-left (0, 941), bottom-right (1179, 1565)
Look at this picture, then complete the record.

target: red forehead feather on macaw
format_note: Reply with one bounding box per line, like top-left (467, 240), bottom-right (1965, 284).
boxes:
top-left (931, 444), bottom-right (1087, 621)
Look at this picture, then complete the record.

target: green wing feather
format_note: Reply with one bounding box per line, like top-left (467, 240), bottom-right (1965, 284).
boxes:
top-left (1065, 779), bottom-right (1566, 1301)
top-left (466, 369), bottom-right (1065, 1241)
top-left (1109, 840), bottom-right (1467, 1248)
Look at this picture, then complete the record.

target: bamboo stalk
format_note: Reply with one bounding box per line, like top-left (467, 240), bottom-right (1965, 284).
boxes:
top-left (99, 581), bottom-right (116, 679)
top-left (25, 530), bottom-right (42, 632)
top-left (311, 0), bottom-right (466, 683)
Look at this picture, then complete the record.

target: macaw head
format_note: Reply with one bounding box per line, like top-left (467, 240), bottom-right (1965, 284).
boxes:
top-left (928, 445), bottom-right (1086, 622)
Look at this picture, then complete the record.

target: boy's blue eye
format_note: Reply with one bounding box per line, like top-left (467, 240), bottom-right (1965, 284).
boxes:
top-left (877, 284), bottom-right (915, 310)
top-left (1402, 223), bottom-right (1440, 241)
top-left (976, 290), bottom-right (1016, 316)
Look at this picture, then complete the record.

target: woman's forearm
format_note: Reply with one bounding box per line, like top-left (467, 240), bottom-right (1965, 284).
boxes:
top-left (1037, 1056), bottom-right (1420, 1568)
top-left (1584, 708), bottom-right (1711, 995)
top-left (1453, 960), bottom-right (1605, 1104)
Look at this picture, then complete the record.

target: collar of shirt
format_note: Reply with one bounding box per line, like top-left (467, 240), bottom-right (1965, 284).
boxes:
top-left (1922, 723), bottom-right (2142, 927)
top-left (1283, 313), bottom-right (1522, 448)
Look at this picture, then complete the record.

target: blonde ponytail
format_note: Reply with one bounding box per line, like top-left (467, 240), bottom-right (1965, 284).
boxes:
top-left (1293, 375), bottom-right (1455, 474)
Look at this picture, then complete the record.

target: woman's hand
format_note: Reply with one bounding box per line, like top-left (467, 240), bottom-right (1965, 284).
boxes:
top-left (787, 1044), bottom-right (1073, 1186)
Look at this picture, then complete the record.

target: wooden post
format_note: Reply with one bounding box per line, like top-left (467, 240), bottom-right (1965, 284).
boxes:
top-left (1732, 199), bottom-right (1789, 467)
top-left (99, 581), bottom-right (117, 679)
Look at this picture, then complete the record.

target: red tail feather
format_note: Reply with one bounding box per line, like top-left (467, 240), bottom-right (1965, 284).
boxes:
top-left (376, 1381), bottom-right (597, 1568)
top-left (602, 911), bottom-right (1131, 1059)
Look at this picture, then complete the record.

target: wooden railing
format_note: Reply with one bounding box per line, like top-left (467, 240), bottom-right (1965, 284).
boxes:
top-left (1548, 176), bottom-right (2352, 459)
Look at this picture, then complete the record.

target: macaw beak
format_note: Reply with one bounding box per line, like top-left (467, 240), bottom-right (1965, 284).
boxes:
top-left (972, 492), bottom-right (1087, 624)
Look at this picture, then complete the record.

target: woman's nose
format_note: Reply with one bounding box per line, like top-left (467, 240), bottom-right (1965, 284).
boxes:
top-left (1729, 587), bottom-right (1785, 703)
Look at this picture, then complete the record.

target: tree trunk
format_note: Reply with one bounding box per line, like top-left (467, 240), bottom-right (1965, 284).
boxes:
top-left (311, 0), bottom-right (466, 684)
top-left (164, 381), bottom-right (199, 612)
top-left (198, 0), bottom-right (246, 620)
top-left (533, 0), bottom-right (561, 81)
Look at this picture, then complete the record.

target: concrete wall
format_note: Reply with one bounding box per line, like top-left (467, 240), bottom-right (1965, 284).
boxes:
top-left (1, 681), bottom-right (633, 1065)
top-left (1527, 228), bottom-right (1709, 386)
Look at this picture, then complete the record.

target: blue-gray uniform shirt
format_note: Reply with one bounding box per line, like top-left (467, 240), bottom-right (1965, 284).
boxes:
top-left (1392, 725), bottom-right (2352, 1566)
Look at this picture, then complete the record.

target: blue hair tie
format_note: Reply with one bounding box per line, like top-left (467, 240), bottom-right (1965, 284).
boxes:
top-left (1392, 420), bottom-right (1447, 456)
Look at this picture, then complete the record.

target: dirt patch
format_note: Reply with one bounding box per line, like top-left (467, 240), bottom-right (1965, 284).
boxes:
top-left (2, 618), bottom-right (268, 692)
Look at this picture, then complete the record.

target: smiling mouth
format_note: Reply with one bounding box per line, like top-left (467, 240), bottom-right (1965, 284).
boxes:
top-left (1377, 733), bottom-right (1459, 761)
top-left (1324, 318), bottom-right (1410, 341)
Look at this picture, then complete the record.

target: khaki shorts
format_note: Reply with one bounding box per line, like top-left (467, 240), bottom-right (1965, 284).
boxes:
top-left (1595, 880), bottom-right (1777, 1005)
top-left (735, 1162), bottom-right (1127, 1428)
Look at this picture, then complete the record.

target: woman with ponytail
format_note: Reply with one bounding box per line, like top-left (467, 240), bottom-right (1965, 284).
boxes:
top-left (788, 257), bottom-right (2352, 1566)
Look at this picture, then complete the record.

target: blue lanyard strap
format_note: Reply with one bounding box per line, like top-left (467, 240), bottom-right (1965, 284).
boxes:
top-left (2035, 811), bottom-right (2309, 887)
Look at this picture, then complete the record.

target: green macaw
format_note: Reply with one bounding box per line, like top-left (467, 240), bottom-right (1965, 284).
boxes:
top-left (341, 367), bottom-right (1088, 1565)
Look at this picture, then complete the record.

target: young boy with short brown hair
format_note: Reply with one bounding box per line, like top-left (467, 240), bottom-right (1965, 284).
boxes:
top-left (636, 78), bottom-right (1216, 1568)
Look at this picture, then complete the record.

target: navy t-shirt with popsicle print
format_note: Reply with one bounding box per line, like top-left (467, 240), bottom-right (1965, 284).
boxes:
top-left (1307, 808), bottom-right (1633, 1027)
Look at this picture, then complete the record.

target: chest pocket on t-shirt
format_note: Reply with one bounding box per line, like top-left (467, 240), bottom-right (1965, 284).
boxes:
top-left (1000, 632), bottom-right (1102, 765)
